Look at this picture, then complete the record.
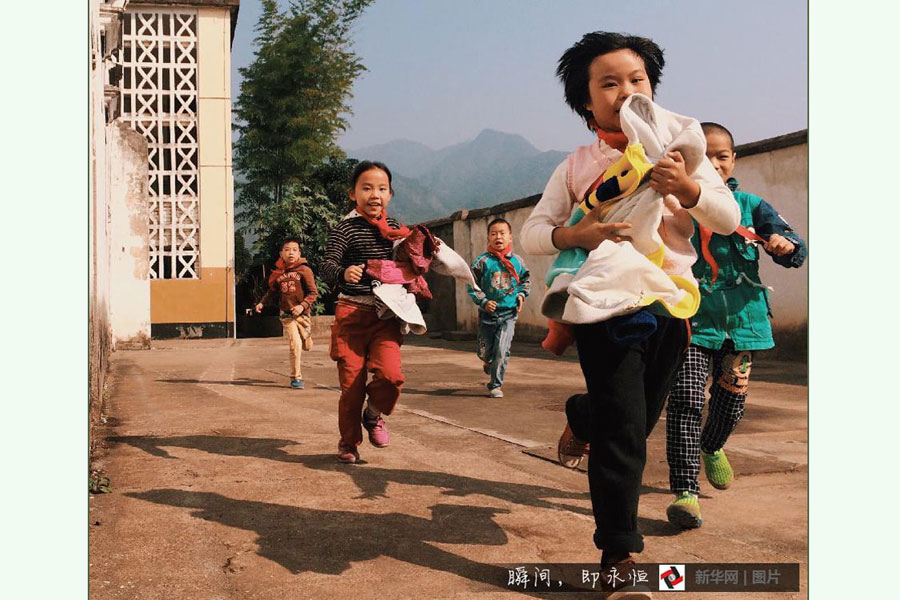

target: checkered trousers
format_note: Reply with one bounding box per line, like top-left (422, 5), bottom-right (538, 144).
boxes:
top-left (665, 343), bottom-right (750, 495)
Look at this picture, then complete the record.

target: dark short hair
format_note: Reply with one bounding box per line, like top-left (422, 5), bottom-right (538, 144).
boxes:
top-left (281, 237), bottom-right (302, 251)
top-left (700, 122), bottom-right (735, 150)
top-left (557, 31), bottom-right (665, 129)
top-left (349, 160), bottom-right (393, 191)
top-left (487, 217), bottom-right (511, 232)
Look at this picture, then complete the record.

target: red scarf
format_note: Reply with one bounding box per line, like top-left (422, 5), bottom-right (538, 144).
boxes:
top-left (590, 118), bottom-right (629, 152)
top-left (487, 242), bottom-right (520, 291)
top-left (696, 224), bottom-right (768, 284)
top-left (357, 208), bottom-right (412, 241)
top-left (268, 257), bottom-right (303, 287)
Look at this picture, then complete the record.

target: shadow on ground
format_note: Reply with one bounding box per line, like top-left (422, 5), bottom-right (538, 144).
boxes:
top-left (112, 435), bottom-right (683, 593)
top-left (401, 387), bottom-right (484, 397)
top-left (156, 378), bottom-right (284, 389)
top-left (110, 435), bottom-right (681, 527)
top-left (128, 489), bottom-right (516, 588)
top-left (109, 435), bottom-right (592, 512)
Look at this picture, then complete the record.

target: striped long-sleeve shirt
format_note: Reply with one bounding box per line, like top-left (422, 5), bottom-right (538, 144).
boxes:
top-left (321, 215), bottom-right (402, 296)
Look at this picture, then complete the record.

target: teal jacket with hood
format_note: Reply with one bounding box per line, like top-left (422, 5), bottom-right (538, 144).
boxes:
top-left (689, 178), bottom-right (807, 351)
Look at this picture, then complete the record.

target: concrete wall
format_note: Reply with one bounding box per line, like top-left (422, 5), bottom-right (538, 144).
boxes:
top-left (422, 131), bottom-right (808, 354)
top-left (108, 121), bottom-right (151, 349)
top-left (732, 135), bottom-right (808, 335)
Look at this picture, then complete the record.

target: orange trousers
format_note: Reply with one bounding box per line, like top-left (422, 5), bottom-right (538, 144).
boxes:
top-left (330, 299), bottom-right (404, 446)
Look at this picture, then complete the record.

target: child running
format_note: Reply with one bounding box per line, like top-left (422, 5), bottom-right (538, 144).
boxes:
top-left (254, 237), bottom-right (318, 389)
top-left (520, 32), bottom-right (740, 599)
top-left (467, 217), bottom-right (531, 398)
top-left (664, 122), bottom-right (807, 529)
top-left (321, 161), bottom-right (410, 464)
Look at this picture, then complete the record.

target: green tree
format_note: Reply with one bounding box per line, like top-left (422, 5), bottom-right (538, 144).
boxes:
top-left (234, 0), bottom-right (371, 314)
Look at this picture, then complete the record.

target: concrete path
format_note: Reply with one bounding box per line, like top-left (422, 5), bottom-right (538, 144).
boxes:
top-left (89, 337), bottom-right (807, 599)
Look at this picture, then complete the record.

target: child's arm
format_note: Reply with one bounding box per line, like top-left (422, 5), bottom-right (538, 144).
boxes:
top-left (255, 284), bottom-right (275, 313)
top-left (467, 256), bottom-right (490, 310)
top-left (515, 260), bottom-right (531, 312)
top-left (293, 268), bottom-right (319, 316)
top-left (752, 199), bottom-right (807, 268)
top-left (518, 258), bottom-right (532, 293)
top-left (651, 152), bottom-right (740, 234)
top-left (521, 161), bottom-right (632, 254)
top-left (321, 223), bottom-right (349, 287)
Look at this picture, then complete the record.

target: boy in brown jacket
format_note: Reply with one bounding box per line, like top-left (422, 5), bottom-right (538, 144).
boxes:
top-left (255, 237), bottom-right (318, 389)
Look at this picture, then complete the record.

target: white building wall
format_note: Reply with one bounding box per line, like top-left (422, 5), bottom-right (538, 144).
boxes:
top-left (90, 0), bottom-right (114, 409)
top-left (108, 122), bottom-right (152, 348)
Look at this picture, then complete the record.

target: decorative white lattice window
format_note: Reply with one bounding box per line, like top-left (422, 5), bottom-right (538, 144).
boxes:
top-left (120, 9), bottom-right (199, 279)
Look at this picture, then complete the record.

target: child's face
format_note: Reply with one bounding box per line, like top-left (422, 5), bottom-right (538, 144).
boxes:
top-left (280, 241), bottom-right (301, 265)
top-left (488, 223), bottom-right (512, 251)
top-left (584, 49), bottom-right (653, 132)
top-left (350, 167), bottom-right (392, 219)
top-left (705, 131), bottom-right (736, 182)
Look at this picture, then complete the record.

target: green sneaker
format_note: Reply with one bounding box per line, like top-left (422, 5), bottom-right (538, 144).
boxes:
top-left (666, 492), bottom-right (702, 529)
top-left (702, 448), bottom-right (734, 490)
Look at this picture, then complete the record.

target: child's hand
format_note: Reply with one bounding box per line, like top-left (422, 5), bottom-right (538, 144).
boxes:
top-left (559, 211), bottom-right (632, 251)
top-left (485, 300), bottom-right (498, 313)
top-left (254, 303), bottom-right (264, 313)
top-left (649, 151), bottom-right (701, 208)
top-left (764, 233), bottom-right (795, 256)
top-left (516, 294), bottom-right (524, 313)
top-left (344, 264), bottom-right (365, 283)
top-left (290, 305), bottom-right (304, 317)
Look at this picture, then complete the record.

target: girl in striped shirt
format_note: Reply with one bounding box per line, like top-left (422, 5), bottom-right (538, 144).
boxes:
top-left (322, 161), bottom-right (411, 464)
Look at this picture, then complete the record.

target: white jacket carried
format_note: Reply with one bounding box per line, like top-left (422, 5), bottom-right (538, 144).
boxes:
top-left (522, 94), bottom-right (740, 325)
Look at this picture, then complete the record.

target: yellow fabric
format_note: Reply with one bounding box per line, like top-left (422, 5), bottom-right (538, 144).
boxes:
top-left (645, 243), bottom-right (666, 268)
top-left (630, 244), bottom-right (700, 319)
top-left (571, 142), bottom-right (700, 320)
top-left (579, 144), bottom-right (653, 214)
top-left (637, 274), bottom-right (701, 319)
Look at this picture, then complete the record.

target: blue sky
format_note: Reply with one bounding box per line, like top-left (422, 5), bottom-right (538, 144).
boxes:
top-left (231, 0), bottom-right (807, 152)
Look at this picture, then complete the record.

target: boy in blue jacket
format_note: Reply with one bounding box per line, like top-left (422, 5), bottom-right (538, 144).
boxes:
top-left (467, 218), bottom-right (531, 398)
top-left (665, 122), bottom-right (807, 529)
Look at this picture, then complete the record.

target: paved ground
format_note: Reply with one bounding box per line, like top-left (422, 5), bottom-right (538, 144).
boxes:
top-left (89, 335), bottom-right (807, 599)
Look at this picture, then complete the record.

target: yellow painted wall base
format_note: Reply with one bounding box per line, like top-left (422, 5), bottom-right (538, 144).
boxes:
top-left (151, 267), bottom-right (234, 324)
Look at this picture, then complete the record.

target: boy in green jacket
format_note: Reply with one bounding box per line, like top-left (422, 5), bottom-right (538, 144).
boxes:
top-left (665, 122), bottom-right (807, 529)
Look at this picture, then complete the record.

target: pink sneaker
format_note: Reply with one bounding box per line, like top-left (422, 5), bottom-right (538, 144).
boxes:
top-left (337, 443), bottom-right (359, 464)
top-left (363, 414), bottom-right (391, 448)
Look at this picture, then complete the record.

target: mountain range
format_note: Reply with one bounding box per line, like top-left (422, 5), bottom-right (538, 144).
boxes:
top-left (345, 129), bottom-right (567, 223)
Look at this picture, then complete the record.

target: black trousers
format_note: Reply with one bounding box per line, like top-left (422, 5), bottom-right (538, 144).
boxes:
top-left (567, 316), bottom-right (689, 554)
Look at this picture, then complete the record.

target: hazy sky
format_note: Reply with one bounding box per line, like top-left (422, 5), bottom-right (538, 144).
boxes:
top-left (231, 0), bottom-right (807, 152)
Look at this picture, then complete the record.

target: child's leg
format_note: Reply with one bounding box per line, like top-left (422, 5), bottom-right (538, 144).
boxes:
top-left (364, 317), bottom-right (405, 416)
top-left (281, 316), bottom-right (303, 380)
top-left (572, 316), bottom-right (688, 556)
top-left (331, 302), bottom-right (374, 447)
top-left (642, 319), bottom-right (691, 434)
top-left (700, 347), bottom-right (751, 453)
top-left (477, 314), bottom-right (498, 366)
top-left (488, 314), bottom-right (516, 390)
top-left (665, 346), bottom-right (712, 495)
